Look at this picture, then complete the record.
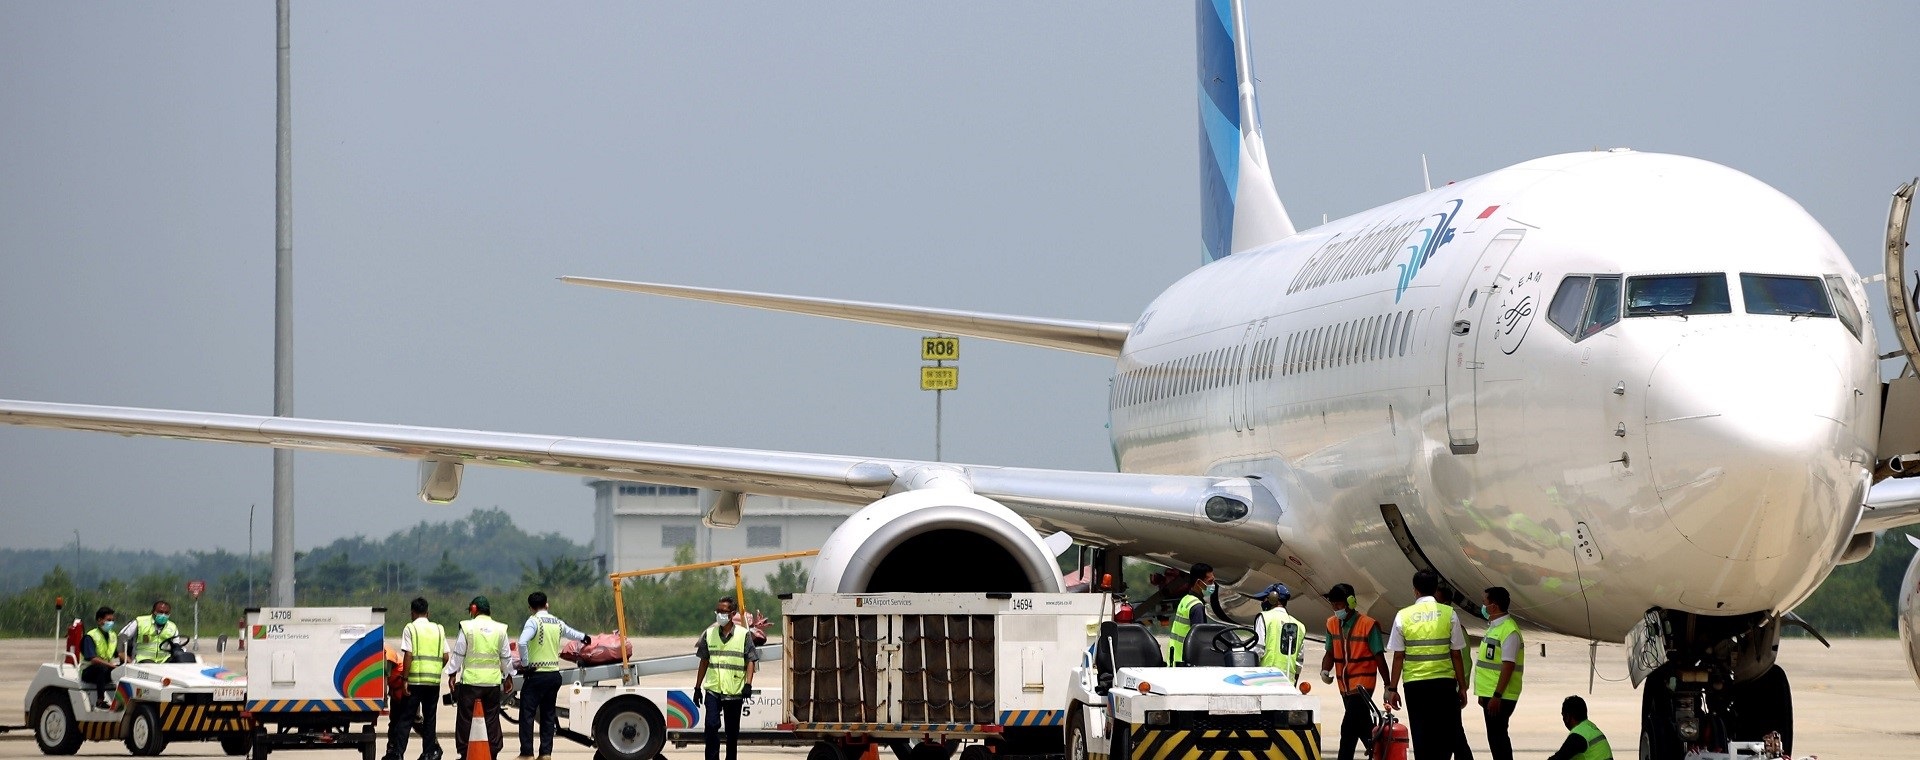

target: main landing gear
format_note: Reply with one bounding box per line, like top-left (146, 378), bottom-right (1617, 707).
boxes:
top-left (1632, 609), bottom-right (1796, 760)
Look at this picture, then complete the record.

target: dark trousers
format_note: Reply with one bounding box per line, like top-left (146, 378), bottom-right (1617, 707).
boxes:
top-left (702, 691), bottom-right (743, 760)
top-left (386, 684), bottom-right (442, 760)
top-left (1404, 679), bottom-right (1472, 760)
top-left (1477, 697), bottom-right (1516, 760)
top-left (1336, 689), bottom-right (1375, 760)
top-left (81, 664), bottom-right (113, 704)
top-left (518, 672), bottom-right (561, 757)
top-left (454, 684), bottom-right (503, 760)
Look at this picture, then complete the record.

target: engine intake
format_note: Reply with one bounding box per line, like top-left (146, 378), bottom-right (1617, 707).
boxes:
top-left (809, 490), bottom-right (1065, 594)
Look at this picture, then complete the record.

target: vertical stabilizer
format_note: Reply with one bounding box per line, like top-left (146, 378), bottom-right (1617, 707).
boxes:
top-left (1197, 0), bottom-right (1295, 263)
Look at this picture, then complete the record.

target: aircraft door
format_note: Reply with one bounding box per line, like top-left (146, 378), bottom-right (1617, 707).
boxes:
top-left (1232, 319), bottom-right (1268, 433)
top-left (1444, 229), bottom-right (1527, 454)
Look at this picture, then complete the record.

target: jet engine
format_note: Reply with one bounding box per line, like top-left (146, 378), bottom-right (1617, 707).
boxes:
top-left (1902, 534), bottom-right (1920, 690)
top-left (808, 489), bottom-right (1066, 594)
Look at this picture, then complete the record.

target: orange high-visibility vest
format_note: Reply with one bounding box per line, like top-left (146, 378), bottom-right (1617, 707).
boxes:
top-left (1326, 613), bottom-right (1381, 692)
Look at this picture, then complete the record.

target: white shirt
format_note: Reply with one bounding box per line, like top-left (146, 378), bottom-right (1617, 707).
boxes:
top-left (1384, 596), bottom-right (1468, 652)
top-left (444, 617), bottom-right (514, 679)
top-left (517, 610), bottom-right (588, 667)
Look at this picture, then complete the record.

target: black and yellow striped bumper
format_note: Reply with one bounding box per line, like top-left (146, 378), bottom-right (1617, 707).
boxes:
top-left (160, 703), bottom-right (252, 734)
top-left (1129, 725), bottom-right (1319, 760)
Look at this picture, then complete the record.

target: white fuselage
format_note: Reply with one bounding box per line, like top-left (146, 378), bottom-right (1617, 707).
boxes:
top-left (1106, 150), bottom-right (1880, 640)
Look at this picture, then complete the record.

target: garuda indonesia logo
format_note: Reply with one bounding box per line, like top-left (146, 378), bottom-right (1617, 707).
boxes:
top-left (1394, 199), bottom-right (1463, 302)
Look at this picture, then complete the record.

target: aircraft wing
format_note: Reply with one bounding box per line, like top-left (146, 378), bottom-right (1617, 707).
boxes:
top-left (0, 399), bottom-right (1280, 560)
top-left (1860, 477), bottom-right (1920, 533)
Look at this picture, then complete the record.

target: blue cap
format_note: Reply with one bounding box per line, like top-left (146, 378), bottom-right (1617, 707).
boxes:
top-left (1250, 582), bottom-right (1291, 600)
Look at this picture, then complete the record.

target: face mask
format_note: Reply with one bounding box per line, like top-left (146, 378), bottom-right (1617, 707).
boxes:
top-left (154, 614), bottom-right (169, 626)
top-left (1334, 609), bottom-right (1349, 621)
top-left (1482, 605), bottom-right (1491, 619)
top-left (716, 612), bottom-right (730, 624)
top-left (102, 621), bottom-right (116, 632)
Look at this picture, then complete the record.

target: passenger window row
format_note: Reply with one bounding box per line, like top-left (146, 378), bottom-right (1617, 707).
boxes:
top-left (1112, 335), bottom-right (1285, 408)
top-left (1278, 309), bottom-right (1426, 377)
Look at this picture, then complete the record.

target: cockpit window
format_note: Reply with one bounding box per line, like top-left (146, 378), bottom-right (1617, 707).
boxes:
top-left (1547, 277), bottom-right (1592, 337)
top-left (1626, 274), bottom-right (1732, 317)
top-left (1824, 275), bottom-right (1864, 340)
top-left (1740, 273), bottom-right (1833, 319)
top-left (1582, 276), bottom-right (1622, 338)
top-left (1546, 275), bottom-right (1621, 341)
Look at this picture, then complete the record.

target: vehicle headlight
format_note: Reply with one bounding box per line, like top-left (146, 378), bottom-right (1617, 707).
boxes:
top-left (1282, 710), bottom-right (1313, 727)
top-left (1145, 710), bottom-right (1171, 726)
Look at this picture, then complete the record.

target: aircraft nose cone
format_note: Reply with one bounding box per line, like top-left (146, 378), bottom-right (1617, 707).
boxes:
top-left (1644, 331), bottom-right (1855, 567)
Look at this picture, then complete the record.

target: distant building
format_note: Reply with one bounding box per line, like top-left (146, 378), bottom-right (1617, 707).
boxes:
top-left (585, 479), bottom-right (858, 588)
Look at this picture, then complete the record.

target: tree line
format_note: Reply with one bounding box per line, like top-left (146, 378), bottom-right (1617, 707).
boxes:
top-left (0, 509), bottom-right (807, 641)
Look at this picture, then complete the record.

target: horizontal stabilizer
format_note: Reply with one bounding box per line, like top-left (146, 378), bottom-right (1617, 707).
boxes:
top-left (562, 276), bottom-right (1130, 357)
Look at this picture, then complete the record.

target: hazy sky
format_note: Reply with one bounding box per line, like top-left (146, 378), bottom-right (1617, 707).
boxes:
top-left (2, 3), bottom-right (1916, 556)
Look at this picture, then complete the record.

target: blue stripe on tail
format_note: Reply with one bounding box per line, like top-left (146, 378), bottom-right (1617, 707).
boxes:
top-left (1197, 0), bottom-right (1240, 263)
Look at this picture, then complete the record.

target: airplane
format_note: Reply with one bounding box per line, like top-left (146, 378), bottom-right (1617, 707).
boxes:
top-left (5, 1), bottom-right (1920, 757)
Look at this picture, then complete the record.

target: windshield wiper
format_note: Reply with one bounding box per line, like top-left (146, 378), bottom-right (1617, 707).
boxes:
top-left (1632, 306), bottom-right (1690, 320)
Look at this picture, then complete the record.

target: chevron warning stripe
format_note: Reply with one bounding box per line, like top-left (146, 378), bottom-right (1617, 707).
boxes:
top-left (997, 710), bottom-right (1064, 727)
top-left (80, 721), bottom-right (121, 741)
top-left (245, 699), bottom-right (384, 713)
top-left (160, 703), bottom-right (252, 733)
top-left (1128, 726), bottom-right (1319, 760)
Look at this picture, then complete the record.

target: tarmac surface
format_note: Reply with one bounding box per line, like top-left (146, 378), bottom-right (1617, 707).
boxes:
top-left (1, 633), bottom-right (1914, 759)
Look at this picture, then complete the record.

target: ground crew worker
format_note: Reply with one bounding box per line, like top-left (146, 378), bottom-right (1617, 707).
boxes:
top-left (120, 600), bottom-right (179, 664)
top-left (1546, 696), bottom-right (1611, 760)
top-left (447, 597), bottom-right (514, 760)
top-left (516, 592), bottom-right (590, 760)
top-left (1251, 583), bottom-right (1305, 682)
top-left (1383, 570), bottom-right (1472, 760)
top-left (1319, 583), bottom-right (1388, 760)
top-left (694, 596), bottom-right (758, 760)
top-left (1167, 563), bottom-right (1214, 665)
top-left (1475, 587), bottom-right (1523, 760)
top-left (81, 606), bottom-right (117, 709)
top-left (386, 598), bottom-right (446, 760)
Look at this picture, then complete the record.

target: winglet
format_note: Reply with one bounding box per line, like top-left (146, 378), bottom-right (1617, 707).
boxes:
top-left (1197, 0), bottom-right (1295, 263)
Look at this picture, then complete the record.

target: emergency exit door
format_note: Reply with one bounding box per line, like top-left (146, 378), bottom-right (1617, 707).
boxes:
top-left (1444, 229), bottom-right (1526, 454)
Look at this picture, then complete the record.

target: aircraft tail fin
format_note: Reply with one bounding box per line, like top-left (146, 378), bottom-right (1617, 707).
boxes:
top-left (1197, 0), bottom-right (1295, 263)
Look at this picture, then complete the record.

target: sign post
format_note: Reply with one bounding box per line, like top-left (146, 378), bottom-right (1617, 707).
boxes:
top-left (187, 579), bottom-right (205, 650)
top-left (920, 337), bottom-right (960, 460)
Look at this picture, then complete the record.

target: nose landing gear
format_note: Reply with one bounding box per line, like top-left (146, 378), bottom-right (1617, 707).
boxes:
top-left (1630, 609), bottom-right (1795, 760)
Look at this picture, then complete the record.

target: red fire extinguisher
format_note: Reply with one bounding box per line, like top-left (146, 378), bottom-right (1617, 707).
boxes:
top-left (1371, 708), bottom-right (1410, 760)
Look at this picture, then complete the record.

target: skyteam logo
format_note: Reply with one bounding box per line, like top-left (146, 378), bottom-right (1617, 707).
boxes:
top-left (1394, 199), bottom-right (1463, 302)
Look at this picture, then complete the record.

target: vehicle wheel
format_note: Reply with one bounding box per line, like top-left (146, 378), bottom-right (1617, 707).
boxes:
top-left (1108, 720), bottom-right (1133, 760)
top-left (220, 733), bottom-right (253, 757)
top-left (807, 741), bottom-right (847, 760)
top-left (33, 690), bottom-right (84, 755)
top-left (1638, 672), bottom-right (1681, 760)
top-left (592, 697), bottom-right (666, 760)
top-left (1727, 665), bottom-right (1793, 754)
top-left (1067, 715), bottom-right (1088, 760)
top-left (125, 704), bottom-right (169, 757)
top-left (907, 742), bottom-right (951, 760)
top-left (886, 740), bottom-right (914, 760)
top-left (956, 744), bottom-right (993, 760)
top-left (250, 728), bottom-right (270, 760)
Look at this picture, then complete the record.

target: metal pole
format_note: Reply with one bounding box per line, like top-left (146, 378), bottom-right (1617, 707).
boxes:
top-left (247, 504), bottom-right (255, 608)
top-left (934, 370), bottom-right (943, 462)
top-left (271, 0), bottom-right (297, 607)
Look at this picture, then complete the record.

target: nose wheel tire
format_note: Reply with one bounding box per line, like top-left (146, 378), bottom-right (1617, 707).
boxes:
top-left (32, 691), bottom-right (84, 755)
top-left (125, 704), bottom-right (169, 756)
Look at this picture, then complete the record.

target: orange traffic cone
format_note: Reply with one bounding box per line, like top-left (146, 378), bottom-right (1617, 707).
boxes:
top-left (466, 699), bottom-right (492, 760)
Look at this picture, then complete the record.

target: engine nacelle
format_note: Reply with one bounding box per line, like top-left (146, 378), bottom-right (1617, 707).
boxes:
top-left (809, 490), bottom-right (1066, 594)
top-left (1901, 534), bottom-right (1920, 690)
